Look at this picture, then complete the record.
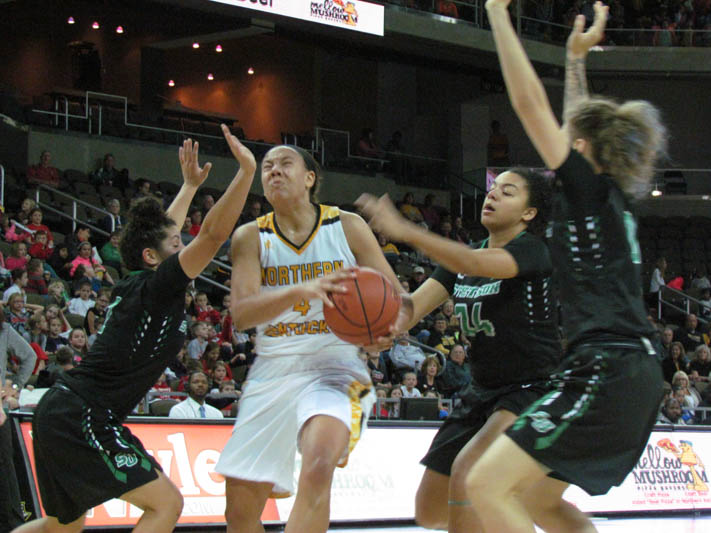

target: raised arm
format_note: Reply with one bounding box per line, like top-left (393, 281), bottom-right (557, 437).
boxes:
top-left (484, 0), bottom-right (569, 169)
top-left (178, 126), bottom-right (256, 279)
top-left (7, 326), bottom-right (37, 388)
top-left (356, 193), bottom-right (521, 279)
top-left (166, 139), bottom-right (212, 227)
top-left (563, 2), bottom-right (609, 125)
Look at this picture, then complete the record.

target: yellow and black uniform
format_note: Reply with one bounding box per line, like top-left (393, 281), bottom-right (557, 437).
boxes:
top-left (507, 150), bottom-right (664, 496)
top-left (32, 253), bottom-right (191, 524)
top-left (421, 232), bottom-right (561, 476)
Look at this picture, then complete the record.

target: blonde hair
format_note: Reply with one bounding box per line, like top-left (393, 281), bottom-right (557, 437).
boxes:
top-left (569, 97), bottom-right (667, 198)
top-left (672, 370), bottom-right (690, 387)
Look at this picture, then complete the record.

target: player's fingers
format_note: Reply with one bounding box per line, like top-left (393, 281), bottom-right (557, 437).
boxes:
top-left (573, 14), bottom-right (585, 34)
top-left (201, 162), bottom-right (212, 179)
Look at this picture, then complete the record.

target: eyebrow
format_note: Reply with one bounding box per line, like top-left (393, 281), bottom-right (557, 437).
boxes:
top-left (497, 182), bottom-right (519, 190)
top-left (263, 154), bottom-right (296, 165)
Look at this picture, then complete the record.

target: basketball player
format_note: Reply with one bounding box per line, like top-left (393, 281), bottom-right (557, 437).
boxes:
top-left (462, 2), bottom-right (666, 532)
top-left (358, 170), bottom-right (594, 532)
top-left (215, 145), bottom-right (410, 533)
top-left (13, 127), bottom-right (255, 533)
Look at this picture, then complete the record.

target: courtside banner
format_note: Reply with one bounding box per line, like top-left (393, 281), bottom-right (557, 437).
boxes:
top-left (15, 419), bottom-right (711, 527)
top-left (208, 0), bottom-right (385, 36)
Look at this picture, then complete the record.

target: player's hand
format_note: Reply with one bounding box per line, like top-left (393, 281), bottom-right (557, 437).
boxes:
top-left (367, 294), bottom-right (414, 351)
top-left (355, 193), bottom-right (412, 243)
top-left (485, 0), bottom-right (512, 10)
top-left (0, 406), bottom-right (5, 427)
top-left (567, 1), bottom-right (608, 58)
top-left (179, 138), bottom-right (212, 188)
top-left (298, 269), bottom-right (356, 308)
top-left (222, 124), bottom-right (257, 174)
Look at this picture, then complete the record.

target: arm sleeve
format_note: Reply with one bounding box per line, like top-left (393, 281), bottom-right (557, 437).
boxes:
top-left (430, 266), bottom-right (458, 294)
top-left (555, 150), bottom-right (610, 214)
top-left (146, 252), bottom-right (192, 300)
top-left (503, 234), bottom-right (553, 280)
top-left (7, 327), bottom-right (37, 387)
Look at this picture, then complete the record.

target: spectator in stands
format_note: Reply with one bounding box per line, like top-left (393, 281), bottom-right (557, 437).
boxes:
top-left (201, 194), bottom-right (216, 217)
top-left (388, 386), bottom-right (403, 418)
top-left (100, 198), bottom-right (125, 233)
top-left (649, 256), bottom-right (667, 305)
top-left (3, 269), bottom-right (27, 303)
top-left (452, 215), bottom-right (469, 243)
top-left (400, 371), bottom-right (422, 398)
top-left (28, 230), bottom-right (52, 260)
top-left (399, 192), bottom-right (424, 223)
top-left (207, 360), bottom-right (232, 392)
top-left (378, 233), bottom-right (399, 256)
top-left (487, 121), bottom-right (510, 167)
top-left (673, 370), bottom-right (701, 409)
top-left (84, 289), bottom-right (110, 336)
top-left (417, 354), bottom-right (442, 396)
top-left (356, 128), bottom-right (383, 159)
top-left (373, 386), bottom-right (390, 418)
top-left (658, 397), bottom-right (684, 425)
top-left (90, 153), bottom-right (129, 189)
top-left (419, 194), bottom-right (440, 230)
top-left (36, 345), bottom-right (74, 388)
top-left (188, 208), bottom-right (203, 237)
top-left (65, 225), bottom-right (91, 257)
top-left (169, 371), bottom-right (224, 419)
top-left (699, 288), bottom-right (711, 320)
top-left (437, 343), bottom-right (471, 398)
top-left (427, 313), bottom-right (457, 355)
top-left (689, 344), bottom-right (711, 385)
top-left (662, 341), bottom-right (690, 383)
top-left (691, 266), bottom-right (711, 290)
top-left (229, 328), bottom-right (257, 372)
top-left (67, 327), bottom-right (88, 363)
top-left (45, 317), bottom-right (68, 353)
top-left (27, 150), bottom-right (60, 187)
top-left (239, 198), bottom-right (263, 226)
top-left (409, 265), bottom-right (427, 292)
top-left (6, 293), bottom-right (32, 340)
top-left (202, 342), bottom-right (233, 379)
top-left (390, 334), bottom-right (426, 373)
top-left (366, 349), bottom-right (390, 387)
top-left (384, 130), bottom-right (407, 182)
top-left (132, 178), bottom-right (153, 201)
top-left (14, 198), bottom-right (36, 227)
top-left (48, 243), bottom-right (71, 280)
top-left (188, 321), bottom-right (209, 360)
top-left (194, 292), bottom-right (221, 326)
top-left (659, 326), bottom-right (674, 360)
top-left (436, 0), bottom-right (459, 18)
top-left (26, 208), bottom-right (54, 246)
top-left (675, 313), bottom-right (708, 353)
top-left (6, 242), bottom-right (29, 271)
top-left (68, 281), bottom-right (95, 317)
top-left (25, 259), bottom-right (48, 295)
top-left (70, 242), bottom-right (114, 286)
top-left (27, 313), bottom-right (48, 354)
top-left (100, 231), bottom-right (122, 271)
top-left (437, 218), bottom-right (455, 240)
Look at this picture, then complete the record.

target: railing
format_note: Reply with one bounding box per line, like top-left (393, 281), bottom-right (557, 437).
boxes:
top-left (0, 164), bottom-right (4, 208)
top-left (657, 285), bottom-right (710, 325)
top-left (33, 184), bottom-right (230, 293)
top-left (372, 397), bottom-right (453, 420)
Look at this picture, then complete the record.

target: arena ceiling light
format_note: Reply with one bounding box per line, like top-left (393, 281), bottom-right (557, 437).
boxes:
top-left (168, 79), bottom-right (175, 87)
top-left (67, 16), bottom-right (75, 24)
top-left (247, 67), bottom-right (254, 75)
top-left (207, 73), bottom-right (214, 80)
top-left (192, 42), bottom-right (200, 49)
top-left (215, 44), bottom-right (223, 52)
top-left (92, 21), bottom-right (100, 29)
top-left (116, 26), bottom-right (124, 34)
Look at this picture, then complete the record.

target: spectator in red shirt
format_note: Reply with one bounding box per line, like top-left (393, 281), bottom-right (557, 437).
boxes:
top-left (26, 259), bottom-right (48, 295)
top-left (27, 150), bottom-right (60, 187)
top-left (188, 208), bottom-right (202, 237)
top-left (436, 0), bottom-right (459, 18)
top-left (26, 208), bottom-right (54, 247)
top-left (194, 292), bottom-right (221, 326)
top-left (29, 231), bottom-right (53, 260)
top-left (6, 242), bottom-right (29, 271)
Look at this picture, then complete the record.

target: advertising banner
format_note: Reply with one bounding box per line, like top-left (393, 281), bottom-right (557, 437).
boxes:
top-left (208, 0), bottom-right (385, 36)
top-left (16, 419), bottom-right (711, 528)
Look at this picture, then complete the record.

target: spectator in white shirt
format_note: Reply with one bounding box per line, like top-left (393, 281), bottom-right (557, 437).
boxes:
top-left (649, 257), bottom-right (666, 294)
top-left (169, 371), bottom-right (223, 419)
top-left (389, 334), bottom-right (426, 372)
top-left (187, 321), bottom-right (209, 360)
top-left (400, 372), bottom-right (422, 398)
top-left (68, 282), bottom-right (95, 317)
top-left (3, 269), bottom-right (28, 303)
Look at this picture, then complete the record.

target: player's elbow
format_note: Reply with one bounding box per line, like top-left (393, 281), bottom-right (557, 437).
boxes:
top-left (231, 305), bottom-right (252, 331)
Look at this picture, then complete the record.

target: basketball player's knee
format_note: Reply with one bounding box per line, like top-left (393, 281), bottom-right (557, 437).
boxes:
top-left (156, 483), bottom-right (183, 519)
top-left (465, 463), bottom-right (496, 504)
top-left (299, 455), bottom-right (336, 490)
top-left (414, 500), bottom-right (446, 530)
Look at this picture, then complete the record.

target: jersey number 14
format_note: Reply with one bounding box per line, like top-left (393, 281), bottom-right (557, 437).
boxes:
top-left (454, 302), bottom-right (495, 337)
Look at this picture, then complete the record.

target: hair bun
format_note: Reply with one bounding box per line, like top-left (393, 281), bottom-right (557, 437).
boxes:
top-left (127, 197), bottom-right (165, 224)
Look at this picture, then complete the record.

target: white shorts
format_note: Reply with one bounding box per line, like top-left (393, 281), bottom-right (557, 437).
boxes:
top-left (215, 349), bottom-right (374, 496)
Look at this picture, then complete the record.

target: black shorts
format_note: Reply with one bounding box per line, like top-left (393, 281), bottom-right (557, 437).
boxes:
top-left (421, 382), bottom-right (548, 476)
top-left (32, 385), bottom-right (161, 524)
top-left (506, 344), bottom-right (664, 496)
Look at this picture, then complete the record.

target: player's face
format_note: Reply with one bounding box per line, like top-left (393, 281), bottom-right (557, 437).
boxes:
top-left (157, 227), bottom-right (184, 261)
top-left (261, 147), bottom-right (314, 206)
top-left (481, 172), bottom-right (536, 231)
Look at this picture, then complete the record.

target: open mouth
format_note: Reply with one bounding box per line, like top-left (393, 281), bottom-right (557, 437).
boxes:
top-left (483, 203), bottom-right (496, 213)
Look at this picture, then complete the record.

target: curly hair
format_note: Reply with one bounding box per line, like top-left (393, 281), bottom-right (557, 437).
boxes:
top-left (507, 167), bottom-right (552, 237)
top-left (119, 197), bottom-right (176, 270)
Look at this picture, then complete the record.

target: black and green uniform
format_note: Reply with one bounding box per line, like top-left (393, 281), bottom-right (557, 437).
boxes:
top-left (421, 232), bottom-right (562, 475)
top-left (506, 150), bottom-right (664, 496)
top-left (32, 253), bottom-right (192, 524)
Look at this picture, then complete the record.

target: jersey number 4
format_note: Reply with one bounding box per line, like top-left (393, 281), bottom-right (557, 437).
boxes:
top-left (293, 299), bottom-right (311, 316)
top-left (455, 302), bottom-right (495, 337)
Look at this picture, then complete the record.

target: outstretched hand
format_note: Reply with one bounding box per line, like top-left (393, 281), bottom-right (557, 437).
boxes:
top-left (222, 124), bottom-right (257, 174)
top-left (567, 1), bottom-right (608, 58)
top-left (179, 138), bottom-right (212, 188)
top-left (355, 193), bottom-right (412, 243)
top-left (485, 0), bottom-right (512, 10)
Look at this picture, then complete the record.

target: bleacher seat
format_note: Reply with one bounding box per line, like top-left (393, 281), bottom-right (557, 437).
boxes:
top-left (65, 313), bottom-right (85, 328)
top-left (26, 293), bottom-right (46, 307)
top-left (64, 169), bottom-right (90, 184)
top-left (149, 399), bottom-right (179, 416)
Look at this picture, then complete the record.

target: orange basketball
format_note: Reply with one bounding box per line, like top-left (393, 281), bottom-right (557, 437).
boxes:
top-left (324, 266), bottom-right (401, 346)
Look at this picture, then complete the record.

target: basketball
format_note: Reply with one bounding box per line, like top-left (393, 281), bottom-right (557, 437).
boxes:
top-left (324, 266), bottom-right (401, 346)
